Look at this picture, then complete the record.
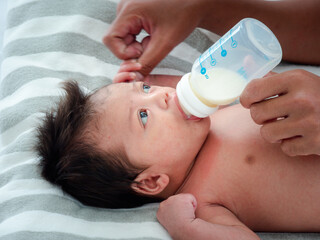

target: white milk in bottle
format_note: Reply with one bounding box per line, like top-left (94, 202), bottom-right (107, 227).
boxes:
top-left (176, 18), bottom-right (282, 118)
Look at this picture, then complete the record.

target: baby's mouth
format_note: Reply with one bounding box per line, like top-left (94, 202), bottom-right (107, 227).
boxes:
top-left (173, 93), bottom-right (201, 121)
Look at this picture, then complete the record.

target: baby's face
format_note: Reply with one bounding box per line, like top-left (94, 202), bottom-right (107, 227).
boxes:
top-left (91, 82), bottom-right (210, 179)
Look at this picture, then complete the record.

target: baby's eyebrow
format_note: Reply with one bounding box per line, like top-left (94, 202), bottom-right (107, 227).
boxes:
top-left (131, 82), bottom-right (135, 91)
top-left (131, 81), bottom-right (142, 94)
top-left (129, 102), bottom-right (134, 130)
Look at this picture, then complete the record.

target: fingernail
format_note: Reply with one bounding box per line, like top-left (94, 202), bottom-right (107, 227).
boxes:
top-left (135, 49), bottom-right (142, 56)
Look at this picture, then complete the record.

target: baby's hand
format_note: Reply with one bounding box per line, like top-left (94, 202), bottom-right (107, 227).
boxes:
top-left (114, 60), bottom-right (182, 88)
top-left (113, 60), bottom-right (144, 83)
top-left (157, 193), bottom-right (197, 237)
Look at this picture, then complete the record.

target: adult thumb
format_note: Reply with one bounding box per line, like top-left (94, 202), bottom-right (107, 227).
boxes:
top-left (138, 32), bottom-right (175, 76)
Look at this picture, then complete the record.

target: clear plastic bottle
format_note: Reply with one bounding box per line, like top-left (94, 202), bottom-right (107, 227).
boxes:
top-left (176, 18), bottom-right (282, 118)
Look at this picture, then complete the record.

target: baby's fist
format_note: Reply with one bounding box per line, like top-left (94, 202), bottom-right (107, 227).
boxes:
top-left (157, 194), bottom-right (197, 236)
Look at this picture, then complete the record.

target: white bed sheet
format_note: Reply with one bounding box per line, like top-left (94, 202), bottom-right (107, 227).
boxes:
top-left (0, 0), bottom-right (8, 78)
top-left (0, 1), bottom-right (319, 239)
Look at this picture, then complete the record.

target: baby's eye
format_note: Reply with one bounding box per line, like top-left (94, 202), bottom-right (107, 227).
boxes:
top-left (142, 83), bottom-right (151, 93)
top-left (139, 109), bottom-right (148, 126)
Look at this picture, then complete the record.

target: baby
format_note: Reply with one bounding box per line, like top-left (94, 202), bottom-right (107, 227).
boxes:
top-left (36, 61), bottom-right (320, 239)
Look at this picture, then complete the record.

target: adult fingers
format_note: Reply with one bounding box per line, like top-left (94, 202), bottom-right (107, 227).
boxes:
top-left (249, 94), bottom-right (291, 125)
top-left (280, 137), bottom-right (316, 157)
top-left (260, 117), bottom-right (303, 144)
top-left (264, 71), bottom-right (277, 77)
top-left (137, 29), bottom-right (176, 76)
top-left (103, 15), bottom-right (143, 60)
top-left (240, 72), bottom-right (290, 108)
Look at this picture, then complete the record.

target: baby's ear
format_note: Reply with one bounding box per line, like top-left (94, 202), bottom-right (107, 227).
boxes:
top-left (131, 172), bottom-right (169, 196)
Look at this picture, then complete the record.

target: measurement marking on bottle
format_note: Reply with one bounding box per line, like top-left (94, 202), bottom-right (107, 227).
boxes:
top-left (230, 29), bottom-right (237, 48)
top-left (220, 39), bottom-right (227, 57)
top-left (209, 47), bottom-right (217, 66)
top-left (199, 55), bottom-right (208, 79)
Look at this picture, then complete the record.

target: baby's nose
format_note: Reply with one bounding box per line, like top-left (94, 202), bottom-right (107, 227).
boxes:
top-left (153, 90), bottom-right (169, 109)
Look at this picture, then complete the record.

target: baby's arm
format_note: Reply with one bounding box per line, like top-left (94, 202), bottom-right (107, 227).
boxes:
top-left (157, 194), bottom-right (259, 240)
top-left (114, 60), bottom-right (181, 88)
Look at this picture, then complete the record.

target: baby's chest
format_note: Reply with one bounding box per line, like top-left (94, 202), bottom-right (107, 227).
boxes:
top-left (180, 149), bottom-right (280, 216)
top-left (185, 152), bottom-right (320, 230)
top-left (178, 158), bottom-right (241, 212)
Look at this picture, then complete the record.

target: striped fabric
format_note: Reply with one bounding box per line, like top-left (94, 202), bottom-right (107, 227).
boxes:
top-left (0, 0), bottom-right (209, 239)
top-left (1, 0), bottom-right (320, 240)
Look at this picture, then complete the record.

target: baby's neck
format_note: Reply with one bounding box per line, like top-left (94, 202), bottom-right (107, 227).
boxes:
top-left (159, 134), bottom-right (209, 199)
top-left (157, 157), bottom-right (198, 199)
top-left (174, 137), bottom-right (208, 196)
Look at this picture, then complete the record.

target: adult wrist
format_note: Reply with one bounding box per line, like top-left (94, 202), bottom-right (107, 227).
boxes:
top-left (196, 0), bottom-right (223, 32)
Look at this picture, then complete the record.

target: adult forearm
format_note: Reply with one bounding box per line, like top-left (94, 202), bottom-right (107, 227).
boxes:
top-left (198, 0), bottom-right (320, 65)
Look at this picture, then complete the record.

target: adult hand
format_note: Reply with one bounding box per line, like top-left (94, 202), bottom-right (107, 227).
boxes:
top-left (104, 0), bottom-right (205, 77)
top-left (157, 193), bottom-right (197, 237)
top-left (240, 69), bottom-right (320, 156)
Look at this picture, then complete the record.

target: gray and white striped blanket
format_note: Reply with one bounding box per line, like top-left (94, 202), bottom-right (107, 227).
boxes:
top-left (1, 0), bottom-right (320, 239)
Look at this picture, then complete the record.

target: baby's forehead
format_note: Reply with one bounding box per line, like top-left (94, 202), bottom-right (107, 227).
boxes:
top-left (92, 82), bottom-right (139, 110)
top-left (90, 84), bottom-right (111, 104)
top-left (91, 82), bottom-right (130, 103)
top-left (87, 83), bottom-right (130, 153)
top-left (89, 82), bottom-right (130, 122)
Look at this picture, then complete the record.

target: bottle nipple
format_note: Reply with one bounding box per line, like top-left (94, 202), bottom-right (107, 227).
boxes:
top-left (176, 73), bottom-right (219, 118)
top-left (176, 18), bottom-right (282, 119)
top-left (179, 101), bottom-right (202, 120)
top-left (174, 91), bottom-right (201, 120)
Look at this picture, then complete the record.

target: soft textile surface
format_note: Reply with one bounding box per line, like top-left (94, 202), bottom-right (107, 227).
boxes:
top-left (0, 0), bottom-right (319, 239)
top-left (0, 0), bottom-right (7, 63)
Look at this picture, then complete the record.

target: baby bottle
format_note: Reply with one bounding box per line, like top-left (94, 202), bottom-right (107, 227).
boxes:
top-left (176, 18), bottom-right (282, 118)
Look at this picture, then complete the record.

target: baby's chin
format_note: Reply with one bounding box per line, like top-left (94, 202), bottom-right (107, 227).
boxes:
top-left (189, 117), bottom-right (211, 142)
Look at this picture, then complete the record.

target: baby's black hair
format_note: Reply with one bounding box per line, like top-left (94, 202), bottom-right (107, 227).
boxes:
top-left (36, 81), bottom-right (163, 208)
